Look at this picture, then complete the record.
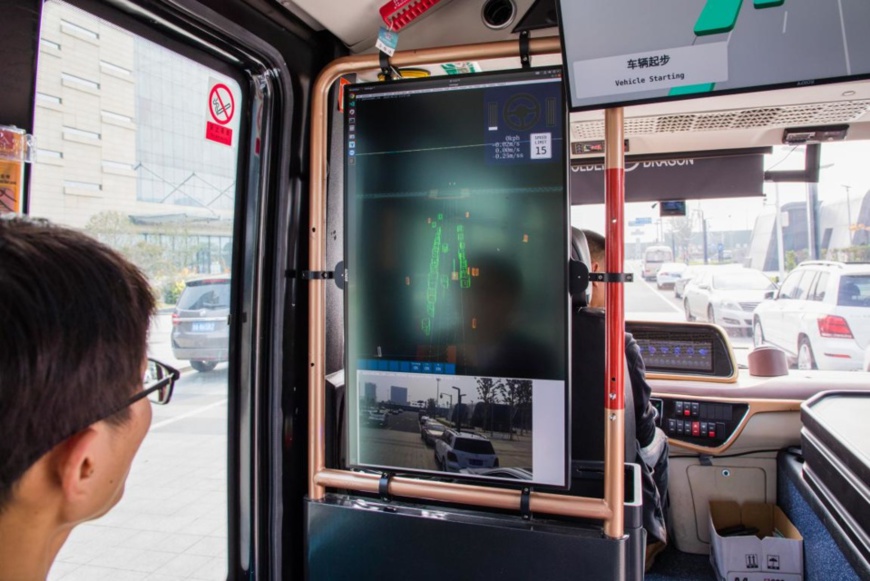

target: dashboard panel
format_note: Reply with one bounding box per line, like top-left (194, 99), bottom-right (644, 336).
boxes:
top-left (652, 396), bottom-right (748, 449)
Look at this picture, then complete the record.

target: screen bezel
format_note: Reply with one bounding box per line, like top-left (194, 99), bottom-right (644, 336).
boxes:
top-left (555, 0), bottom-right (870, 113)
top-left (342, 66), bottom-right (572, 489)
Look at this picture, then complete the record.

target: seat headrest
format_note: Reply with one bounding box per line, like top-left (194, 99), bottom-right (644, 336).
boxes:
top-left (840, 282), bottom-right (860, 297)
top-left (839, 281), bottom-right (861, 305)
top-left (571, 227), bottom-right (592, 267)
top-left (570, 227), bottom-right (591, 308)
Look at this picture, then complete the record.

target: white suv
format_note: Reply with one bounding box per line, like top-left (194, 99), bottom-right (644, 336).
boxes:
top-left (752, 261), bottom-right (870, 370)
top-left (434, 429), bottom-right (499, 472)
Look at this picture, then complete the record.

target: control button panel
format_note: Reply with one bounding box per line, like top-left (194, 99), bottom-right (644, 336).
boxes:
top-left (658, 398), bottom-right (748, 447)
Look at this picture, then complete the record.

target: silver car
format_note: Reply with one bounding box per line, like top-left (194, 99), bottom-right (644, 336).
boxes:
top-left (420, 420), bottom-right (445, 446)
top-left (655, 262), bottom-right (687, 289)
top-left (684, 268), bottom-right (776, 334)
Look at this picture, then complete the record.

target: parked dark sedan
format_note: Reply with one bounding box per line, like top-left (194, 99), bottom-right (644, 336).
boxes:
top-left (171, 276), bottom-right (231, 372)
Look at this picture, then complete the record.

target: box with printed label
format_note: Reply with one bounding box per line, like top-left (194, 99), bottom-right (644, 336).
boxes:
top-left (709, 500), bottom-right (803, 581)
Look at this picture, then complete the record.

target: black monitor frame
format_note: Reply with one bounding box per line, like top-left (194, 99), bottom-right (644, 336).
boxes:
top-left (342, 66), bottom-right (571, 489)
top-left (556, 0), bottom-right (870, 113)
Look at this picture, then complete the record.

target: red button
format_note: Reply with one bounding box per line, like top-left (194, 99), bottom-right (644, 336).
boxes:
top-left (692, 422), bottom-right (700, 437)
top-left (708, 431), bottom-right (716, 438)
top-left (684, 409), bottom-right (691, 417)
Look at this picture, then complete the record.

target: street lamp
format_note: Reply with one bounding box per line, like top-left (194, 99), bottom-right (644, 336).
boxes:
top-left (435, 377), bottom-right (440, 417)
top-left (691, 207), bottom-right (709, 264)
top-left (440, 393), bottom-right (453, 424)
top-left (774, 182), bottom-right (785, 282)
top-left (844, 185), bottom-right (853, 244)
top-left (452, 386), bottom-right (464, 432)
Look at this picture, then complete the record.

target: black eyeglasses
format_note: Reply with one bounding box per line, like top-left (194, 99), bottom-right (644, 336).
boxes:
top-left (137, 358), bottom-right (180, 406)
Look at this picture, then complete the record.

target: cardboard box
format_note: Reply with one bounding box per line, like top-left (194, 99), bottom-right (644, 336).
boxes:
top-left (709, 500), bottom-right (803, 581)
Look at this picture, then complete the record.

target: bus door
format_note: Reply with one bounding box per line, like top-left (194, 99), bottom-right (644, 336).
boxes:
top-left (2, 0), bottom-right (343, 577)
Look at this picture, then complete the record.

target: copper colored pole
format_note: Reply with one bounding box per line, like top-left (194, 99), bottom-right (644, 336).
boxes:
top-left (315, 469), bottom-right (612, 521)
top-left (603, 107), bottom-right (626, 539)
top-left (308, 37), bottom-right (562, 501)
top-left (309, 38), bottom-right (620, 523)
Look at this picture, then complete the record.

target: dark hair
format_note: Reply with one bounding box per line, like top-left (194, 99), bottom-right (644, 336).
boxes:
top-left (583, 229), bottom-right (605, 265)
top-left (0, 216), bottom-right (155, 509)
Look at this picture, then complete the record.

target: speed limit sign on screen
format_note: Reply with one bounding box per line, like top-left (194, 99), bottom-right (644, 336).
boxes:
top-left (531, 133), bottom-right (551, 159)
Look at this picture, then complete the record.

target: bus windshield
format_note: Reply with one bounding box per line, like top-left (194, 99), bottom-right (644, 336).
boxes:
top-left (573, 141), bottom-right (870, 370)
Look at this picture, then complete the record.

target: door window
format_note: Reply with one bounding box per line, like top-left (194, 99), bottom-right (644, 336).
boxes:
top-left (778, 271), bottom-right (803, 299)
top-left (809, 272), bottom-right (829, 301)
top-left (793, 270), bottom-right (816, 301)
top-left (31, 2), bottom-right (241, 578)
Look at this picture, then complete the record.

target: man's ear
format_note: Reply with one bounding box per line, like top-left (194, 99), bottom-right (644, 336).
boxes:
top-left (56, 428), bottom-right (101, 504)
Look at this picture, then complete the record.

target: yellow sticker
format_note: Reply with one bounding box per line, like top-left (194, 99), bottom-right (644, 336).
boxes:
top-left (0, 127), bottom-right (24, 214)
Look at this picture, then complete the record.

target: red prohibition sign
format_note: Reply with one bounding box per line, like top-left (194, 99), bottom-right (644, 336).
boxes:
top-left (209, 83), bottom-right (235, 125)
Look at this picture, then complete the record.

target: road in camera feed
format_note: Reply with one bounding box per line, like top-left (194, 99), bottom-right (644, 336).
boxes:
top-left (360, 411), bottom-right (532, 473)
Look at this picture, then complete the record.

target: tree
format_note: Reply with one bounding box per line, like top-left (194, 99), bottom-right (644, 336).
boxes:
top-left (476, 377), bottom-right (500, 435)
top-left (516, 380), bottom-right (533, 435)
top-left (666, 217), bottom-right (693, 262)
top-left (498, 379), bottom-right (528, 441)
top-left (84, 211), bottom-right (172, 294)
top-left (83, 210), bottom-right (230, 305)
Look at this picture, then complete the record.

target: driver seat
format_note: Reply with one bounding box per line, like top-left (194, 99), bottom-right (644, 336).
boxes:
top-left (569, 228), bottom-right (636, 466)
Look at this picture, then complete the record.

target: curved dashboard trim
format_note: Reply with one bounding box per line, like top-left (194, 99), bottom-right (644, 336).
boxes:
top-left (646, 370), bottom-right (737, 384)
top-left (649, 373), bottom-right (870, 401)
top-left (655, 394), bottom-right (801, 455)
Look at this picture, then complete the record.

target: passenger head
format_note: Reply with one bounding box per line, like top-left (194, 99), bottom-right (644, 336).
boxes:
top-left (0, 216), bottom-right (156, 518)
top-left (582, 229), bottom-right (606, 308)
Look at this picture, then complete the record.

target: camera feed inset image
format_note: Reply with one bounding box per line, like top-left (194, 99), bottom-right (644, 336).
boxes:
top-left (355, 372), bottom-right (537, 479)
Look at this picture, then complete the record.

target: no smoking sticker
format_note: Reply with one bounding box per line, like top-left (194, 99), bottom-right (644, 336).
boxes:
top-left (205, 78), bottom-right (238, 146)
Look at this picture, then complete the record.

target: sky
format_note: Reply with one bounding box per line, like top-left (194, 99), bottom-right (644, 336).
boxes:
top-left (358, 371), bottom-right (483, 407)
top-left (570, 141), bottom-right (870, 242)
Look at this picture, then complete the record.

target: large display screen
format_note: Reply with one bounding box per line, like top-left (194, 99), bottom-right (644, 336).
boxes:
top-left (557, 0), bottom-right (870, 111)
top-left (345, 67), bottom-right (569, 487)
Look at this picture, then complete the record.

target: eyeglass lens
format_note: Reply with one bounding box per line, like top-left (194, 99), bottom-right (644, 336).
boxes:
top-left (145, 359), bottom-right (174, 405)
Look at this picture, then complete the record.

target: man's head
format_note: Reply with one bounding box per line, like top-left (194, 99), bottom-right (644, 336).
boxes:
top-left (582, 229), bottom-right (606, 308)
top-left (0, 216), bottom-right (155, 514)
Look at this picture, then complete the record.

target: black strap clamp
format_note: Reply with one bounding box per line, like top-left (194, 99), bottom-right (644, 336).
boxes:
top-left (589, 272), bottom-right (634, 283)
top-left (379, 51), bottom-right (400, 81)
top-left (520, 486), bottom-right (533, 520)
top-left (519, 30), bottom-right (531, 69)
top-left (297, 261), bottom-right (346, 289)
top-left (379, 472), bottom-right (394, 502)
top-left (300, 270), bottom-right (334, 280)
